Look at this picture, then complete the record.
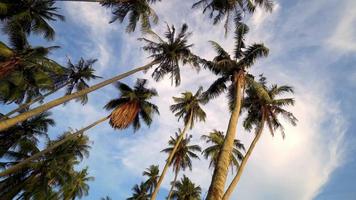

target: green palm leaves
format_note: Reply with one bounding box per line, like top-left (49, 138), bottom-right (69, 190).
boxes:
top-left (104, 78), bottom-right (159, 131)
top-left (171, 175), bottom-right (202, 200)
top-left (139, 23), bottom-right (199, 86)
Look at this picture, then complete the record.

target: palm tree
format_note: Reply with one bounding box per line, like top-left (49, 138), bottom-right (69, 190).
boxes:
top-left (61, 167), bottom-right (94, 200)
top-left (3, 57), bottom-right (100, 118)
top-left (151, 87), bottom-right (206, 200)
top-left (0, 78), bottom-right (158, 176)
top-left (57, 0), bottom-right (160, 32)
top-left (0, 132), bottom-right (91, 199)
top-left (201, 130), bottom-right (244, 172)
top-left (0, 23), bottom-right (197, 131)
top-left (101, 196), bottom-right (112, 200)
top-left (0, 24), bottom-right (63, 104)
top-left (222, 77), bottom-right (297, 199)
top-left (202, 23), bottom-right (269, 200)
top-left (0, 0), bottom-right (64, 40)
top-left (0, 112), bottom-right (55, 158)
top-left (143, 165), bottom-right (160, 195)
top-left (162, 133), bottom-right (201, 200)
top-left (192, 0), bottom-right (273, 33)
top-left (127, 182), bottom-right (149, 200)
top-left (171, 175), bottom-right (201, 200)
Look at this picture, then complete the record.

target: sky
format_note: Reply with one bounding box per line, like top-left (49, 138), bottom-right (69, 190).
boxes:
top-left (1, 0), bottom-right (356, 199)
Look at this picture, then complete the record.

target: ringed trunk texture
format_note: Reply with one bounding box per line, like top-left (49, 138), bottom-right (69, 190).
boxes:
top-left (0, 116), bottom-right (109, 177)
top-left (206, 72), bottom-right (245, 200)
top-left (109, 101), bottom-right (140, 129)
top-left (0, 61), bottom-right (157, 131)
top-left (150, 114), bottom-right (193, 200)
top-left (167, 170), bottom-right (179, 200)
top-left (223, 116), bottom-right (266, 200)
top-left (2, 82), bottom-right (69, 119)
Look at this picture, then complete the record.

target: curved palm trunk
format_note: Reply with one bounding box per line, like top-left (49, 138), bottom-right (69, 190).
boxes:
top-left (206, 72), bottom-right (244, 200)
top-left (0, 116), bottom-right (109, 177)
top-left (0, 61), bottom-right (157, 131)
top-left (2, 82), bottom-right (69, 119)
top-left (151, 114), bottom-right (193, 200)
top-left (167, 170), bottom-right (179, 200)
top-left (223, 117), bottom-right (265, 200)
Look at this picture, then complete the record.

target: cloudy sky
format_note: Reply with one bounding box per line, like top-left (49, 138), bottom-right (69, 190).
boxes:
top-left (2, 0), bottom-right (355, 199)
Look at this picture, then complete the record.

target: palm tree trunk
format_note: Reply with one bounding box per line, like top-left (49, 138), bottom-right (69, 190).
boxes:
top-left (206, 71), bottom-right (245, 200)
top-left (150, 113), bottom-right (193, 200)
top-left (222, 116), bottom-right (266, 200)
top-left (167, 170), bottom-right (179, 200)
top-left (0, 116), bottom-right (109, 177)
top-left (0, 61), bottom-right (157, 131)
top-left (2, 82), bottom-right (69, 119)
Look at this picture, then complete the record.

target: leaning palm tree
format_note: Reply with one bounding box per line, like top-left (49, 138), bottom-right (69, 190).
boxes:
top-left (192, 0), bottom-right (273, 34)
top-left (171, 175), bottom-right (201, 200)
top-left (0, 23), bottom-right (197, 131)
top-left (151, 87), bottom-right (206, 200)
top-left (201, 130), bottom-right (244, 172)
top-left (127, 182), bottom-right (149, 200)
top-left (222, 77), bottom-right (297, 199)
top-left (202, 23), bottom-right (269, 200)
top-left (3, 58), bottom-right (100, 118)
top-left (143, 165), bottom-right (160, 195)
top-left (0, 79), bottom-right (159, 177)
top-left (61, 167), bottom-right (94, 200)
top-left (0, 0), bottom-right (64, 40)
top-left (57, 0), bottom-right (160, 32)
top-left (162, 133), bottom-right (201, 200)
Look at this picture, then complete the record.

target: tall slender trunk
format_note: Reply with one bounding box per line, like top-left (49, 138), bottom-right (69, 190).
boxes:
top-left (206, 71), bottom-right (245, 200)
top-left (0, 116), bottom-right (109, 177)
top-left (150, 113), bottom-right (193, 200)
top-left (2, 82), bottom-right (69, 119)
top-left (0, 61), bottom-right (157, 131)
top-left (223, 115), bottom-right (266, 200)
top-left (167, 170), bottom-right (179, 200)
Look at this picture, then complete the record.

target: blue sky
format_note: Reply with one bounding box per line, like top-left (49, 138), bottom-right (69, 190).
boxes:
top-left (1, 0), bottom-right (356, 199)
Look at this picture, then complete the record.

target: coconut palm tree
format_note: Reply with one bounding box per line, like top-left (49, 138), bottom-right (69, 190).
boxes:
top-left (151, 87), bottom-right (206, 200)
top-left (201, 129), bottom-right (244, 172)
top-left (0, 132), bottom-right (91, 199)
top-left (171, 175), bottom-right (201, 200)
top-left (202, 23), bottom-right (269, 200)
top-left (61, 167), bottom-right (94, 200)
top-left (0, 0), bottom-right (64, 40)
top-left (127, 182), bottom-right (149, 200)
top-left (3, 58), bottom-right (100, 118)
top-left (222, 76), bottom-right (297, 199)
top-left (0, 112), bottom-right (55, 158)
top-left (192, 0), bottom-right (273, 33)
top-left (0, 78), bottom-right (158, 176)
top-left (0, 23), bottom-right (197, 131)
top-left (0, 24), bottom-right (63, 104)
top-left (143, 165), bottom-right (160, 195)
top-left (57, 0), bottom-right (160, 32)
top-left (162, 133), bottom-right (201, 200)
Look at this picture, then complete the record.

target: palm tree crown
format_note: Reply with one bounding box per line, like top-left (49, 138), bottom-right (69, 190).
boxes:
top-left (104, 78), bottom-right (159, 131)
top-left (201, 22), bottom-right (269, 110)
top-left (143, 164), bottom-right (160, 194)
top-left (201, 129), bottom-right (244, 171)
top-left (101, 0), bottom-right (160, 32)
top-left (139, 23), bottom-right (199, 86)
top-left (243, 75), bottom-right (297, 137)
top-left (170, 87), bottom-right (207, 129)
top-left (62, 58), bottom-right (101, 104)
top-left (1, 0), bottom-right (65, 40)
top-left (171, 175), bottom-right (202, 200)
top-left (192, 0), bottom-right (273, 33)
top-left (127, 182), bottom-right (149, 200)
